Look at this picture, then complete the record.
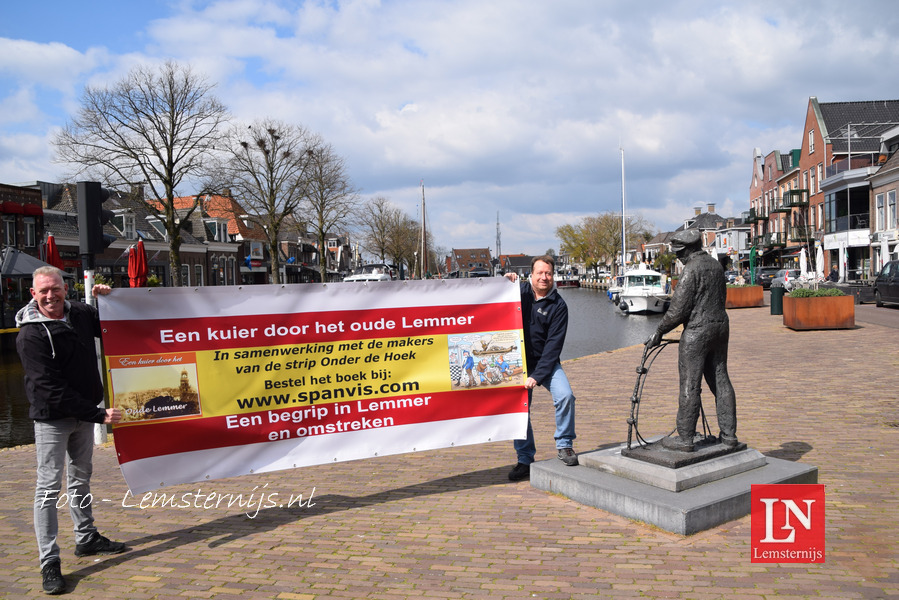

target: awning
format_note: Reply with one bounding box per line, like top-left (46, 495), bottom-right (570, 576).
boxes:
top-left (1, 201), bottom-right (24, 214)
top-left (1, 247), bottom-right (74, 278)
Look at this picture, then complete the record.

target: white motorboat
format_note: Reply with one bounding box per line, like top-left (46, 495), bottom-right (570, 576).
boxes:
top-left (617, 265), bottom-right (669, 314)
top-left (607, 275), bottom-right (625, 303)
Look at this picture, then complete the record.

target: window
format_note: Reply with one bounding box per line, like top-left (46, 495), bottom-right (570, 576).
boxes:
top-left (809, 170), bottom-right (816, 197)
top-left (803, 171), bottom-right (808, 190)
top-left (876, 194), bottom-right (885, 230)
top-left (809, 129), bottom-right (815, 153)
top-left (889, 190), bottom-right (897, 229)
top-left (113, 212), bottom-right (136, 240)
top-left (195, 264), bottom-right (204, 286)
top-left (816, 164), bottom-right (823, 194)
top-left (147, 217), bottom-right (167, 241)
top-left (24, 217), bottom-right (36, 247)
top-left (3, 217), bottom-right (15, 246)
top-left (204, 220), bottom-right (229, 242)
top-left (181, 264), bottom-right (190, 286)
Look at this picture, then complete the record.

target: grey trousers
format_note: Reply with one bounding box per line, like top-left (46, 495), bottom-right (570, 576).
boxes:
top-left (34, 418), bottom-right (99, 566)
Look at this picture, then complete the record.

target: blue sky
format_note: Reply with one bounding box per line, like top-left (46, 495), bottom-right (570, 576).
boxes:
top-left (3, 0), bottom-right (899, 256)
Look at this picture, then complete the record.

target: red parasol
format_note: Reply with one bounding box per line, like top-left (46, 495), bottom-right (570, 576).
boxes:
top-left (128, 239), bottom-right (149, 287)
top-left (45, 234), bottom-right (65, 270)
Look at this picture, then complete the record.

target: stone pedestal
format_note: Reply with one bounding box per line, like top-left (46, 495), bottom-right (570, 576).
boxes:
top-left (530, 440), bottom-right (818, 535)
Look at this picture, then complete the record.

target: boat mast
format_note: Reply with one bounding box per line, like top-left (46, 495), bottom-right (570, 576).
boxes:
top-left (420, 180), bottom-right (428, 278)
top-left (620, 146), bottom-right (627, 276)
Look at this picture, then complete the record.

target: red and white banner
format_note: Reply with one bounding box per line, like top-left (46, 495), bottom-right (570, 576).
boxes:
top-left (100, 278), bottom-right (528, 493)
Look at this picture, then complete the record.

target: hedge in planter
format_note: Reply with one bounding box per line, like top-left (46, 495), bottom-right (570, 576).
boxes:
top-left (725, 284), bottom-right (763, 308)
top-left (783, 287), bottom-right (855, 330)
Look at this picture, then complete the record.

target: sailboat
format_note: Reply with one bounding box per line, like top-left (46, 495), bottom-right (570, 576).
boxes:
top-left (615, 147), bottom-right (669, 314)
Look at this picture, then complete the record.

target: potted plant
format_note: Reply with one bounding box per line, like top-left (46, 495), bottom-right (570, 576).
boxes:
top-left (725, 283), bottom-right (763, 308)
top-left (783, 287), bottom-right (854, 330)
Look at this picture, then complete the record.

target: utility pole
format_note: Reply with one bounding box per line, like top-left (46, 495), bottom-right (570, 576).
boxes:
top-left (496, 211), bottom-right (502, 274)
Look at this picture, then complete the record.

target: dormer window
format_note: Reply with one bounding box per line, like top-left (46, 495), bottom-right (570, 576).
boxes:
top-left (113, 211), bottom-right (136, 240)
top-left (204, 219), bottom-right (229, 242)
top-left (146, 216), bottom-right (168, 241)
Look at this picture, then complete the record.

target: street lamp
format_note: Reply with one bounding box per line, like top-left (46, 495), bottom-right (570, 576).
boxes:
top-left (413, 251), bottom-right (418, 280)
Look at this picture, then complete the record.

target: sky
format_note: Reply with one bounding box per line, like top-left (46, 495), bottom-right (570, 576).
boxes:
top-left (3, 0), bottom-right (899, 258)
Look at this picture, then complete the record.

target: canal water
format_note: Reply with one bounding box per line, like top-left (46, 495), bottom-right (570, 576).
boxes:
top-left (0, 286), bottom-right (661, 448)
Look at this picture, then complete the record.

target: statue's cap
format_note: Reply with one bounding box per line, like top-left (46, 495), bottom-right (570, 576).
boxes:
top-left (670, 229), bottom-right (701, 250)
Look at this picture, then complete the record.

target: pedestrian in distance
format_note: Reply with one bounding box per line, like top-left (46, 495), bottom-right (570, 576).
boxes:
top-left (15, 266), bottom-right (128, 595)
top-left (504, 255), bottom-right (578, 481)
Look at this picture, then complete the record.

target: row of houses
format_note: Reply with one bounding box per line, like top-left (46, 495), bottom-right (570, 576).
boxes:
top-left (638, 97), bottom-right (899, 281)
top-left (745, 97), bottom-right (899, 281)
top-left (1, 181), bottom-right (356, 327)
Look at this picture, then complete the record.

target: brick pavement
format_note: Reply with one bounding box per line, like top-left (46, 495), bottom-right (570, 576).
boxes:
top-left (1, 305), bottom-right (897, 599)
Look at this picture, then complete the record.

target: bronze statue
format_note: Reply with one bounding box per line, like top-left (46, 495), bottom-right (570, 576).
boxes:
top-left (645, 229), bottom-right (737, 452)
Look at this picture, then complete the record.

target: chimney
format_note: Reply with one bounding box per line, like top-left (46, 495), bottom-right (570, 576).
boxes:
top-left (130, 184), bottom-right (144, 200)
top-left (694, 206), bottom-right (702, 216)
top-left (707, 203), bottom-right (716, 213)
top-left (222, 188), bottom-right (231, 198)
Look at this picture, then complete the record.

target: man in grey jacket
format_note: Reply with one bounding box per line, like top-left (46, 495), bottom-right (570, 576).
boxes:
top-left (645, 230), bottom-right (738, 452)
top-left (16, 266), bottom-right (126, 594)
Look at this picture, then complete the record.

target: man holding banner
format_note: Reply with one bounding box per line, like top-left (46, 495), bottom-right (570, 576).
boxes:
top-left (16, 267), bottom-right (127, 595)
top-left (505, 255), bottom-right (578, 481)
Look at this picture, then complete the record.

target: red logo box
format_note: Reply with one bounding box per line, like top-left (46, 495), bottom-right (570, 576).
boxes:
top-left (751, 484), bottom-right (825, 563)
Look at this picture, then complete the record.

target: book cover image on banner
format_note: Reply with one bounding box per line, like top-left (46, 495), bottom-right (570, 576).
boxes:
top-left (100, 278), bottom-right (528, 493)
top-left (108, 353), bottom-right (203, 422)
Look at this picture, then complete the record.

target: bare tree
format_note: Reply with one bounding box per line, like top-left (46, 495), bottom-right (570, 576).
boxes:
top-left (54, 60), bottom-right (228, 286)
top-left (357, 196), bottom-right (403, 262)
top-left (303, 142), bottom-right (360, 281)
top-left (215, 119), bottom-right (314, 284)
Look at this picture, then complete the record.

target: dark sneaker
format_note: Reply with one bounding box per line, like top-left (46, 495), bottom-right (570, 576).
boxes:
top-left (41, 560), bottom-right (65, 595)
top-left (557, 447), bottom-right (579, 466)
top-left (74, 532), bottom-right (128, 557)
top-left (508, 463), bottom-right (530, 481)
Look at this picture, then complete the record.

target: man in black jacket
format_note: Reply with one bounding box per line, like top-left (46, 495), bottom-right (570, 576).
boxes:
top-left (505, 256), bottom-right (577, 481)
top-left (16, 267), bottom-right (126, 594)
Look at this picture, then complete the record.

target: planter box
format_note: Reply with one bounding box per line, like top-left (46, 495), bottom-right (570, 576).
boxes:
top-left (783, 295), bottom-right (855, 330)
top-left (725, 285), bottom-right (763, 308)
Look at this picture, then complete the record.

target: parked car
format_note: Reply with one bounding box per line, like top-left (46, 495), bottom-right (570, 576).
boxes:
top-left (874, 260), bottom-right (899, 306)
top-left (724, 270), bottom-right (737, 284)
top-left (775, 269), bottom-right (801, 291)
top-left (755, 268), bottom-right (781, 289)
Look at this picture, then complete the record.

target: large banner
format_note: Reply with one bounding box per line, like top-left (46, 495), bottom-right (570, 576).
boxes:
top-left (100, 278), bottom-right (528, 493)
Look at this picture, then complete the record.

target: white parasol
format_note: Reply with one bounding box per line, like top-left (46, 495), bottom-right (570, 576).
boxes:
top-left (881, 236), bottom-right (890, 270)
top-left (839, 242), bottom-right (848, 282)
top-left (815, 244), bottom-right (825, 278)
top-left (799, 247), bottom-right (808, 278)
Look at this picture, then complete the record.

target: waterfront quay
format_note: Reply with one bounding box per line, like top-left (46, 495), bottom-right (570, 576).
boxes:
top-left (0, 304), bottom-right (897, 599)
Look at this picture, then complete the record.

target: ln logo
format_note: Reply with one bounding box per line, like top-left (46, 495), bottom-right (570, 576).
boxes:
top-left (751, 484), bottom-right (825, 563)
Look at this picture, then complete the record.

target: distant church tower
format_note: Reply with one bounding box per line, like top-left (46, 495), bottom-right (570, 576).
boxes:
top-left (180, 369), bottom-right (190, 399)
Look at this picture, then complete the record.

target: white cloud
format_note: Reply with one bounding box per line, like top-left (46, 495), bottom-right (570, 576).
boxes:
top-left (4, 0), bottom-right (899, 255)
